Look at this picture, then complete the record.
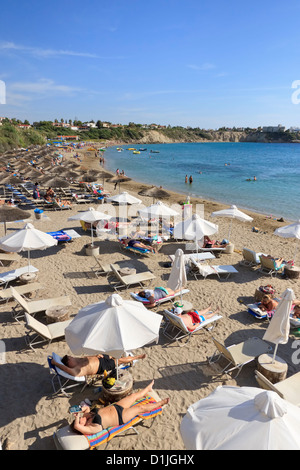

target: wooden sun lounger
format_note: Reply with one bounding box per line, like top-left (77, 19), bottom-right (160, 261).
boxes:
top-left (0, 282), bottom-right (43, 303)
top-left (0, 252), bottom-right (20, 267)
top-left (255, 370), bottom-right (300, 406)
top-left (108, 264), bottom-right (155, 291)
top-left (162, 309), bottom-right (223, 346)
top-left (10, 286), bottom-right (72, 322)
top-left (25, 313), bottom-right (71, 350)
top-left (189, 261), bottom-right (238, 280)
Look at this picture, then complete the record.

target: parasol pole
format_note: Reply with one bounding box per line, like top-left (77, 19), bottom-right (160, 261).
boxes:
top-left (228, 219), bottom-right (233, 241)
top-left (272, 343), bottom-right (279, 364)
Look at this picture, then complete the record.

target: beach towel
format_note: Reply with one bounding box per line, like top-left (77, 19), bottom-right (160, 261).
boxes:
top-left (85, 395), bottom-right (162, 450)
top-left (125, 246), bottom-right (150, 254)
top-left (47, 231), bottom-right (72, 242)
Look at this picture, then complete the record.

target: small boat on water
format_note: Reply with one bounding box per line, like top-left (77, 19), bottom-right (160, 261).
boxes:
top-left (127, 148), bottom-right (136, 151)
top-left (150, 150), bottom-right (160, 153)
top-left (133, 151), bottom-right (140, 154)
top-left (139, 148), bottom-right (147, 151)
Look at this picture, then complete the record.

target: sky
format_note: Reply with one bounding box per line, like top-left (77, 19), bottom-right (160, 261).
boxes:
top-left (1, 0), bottom-right (300, 129)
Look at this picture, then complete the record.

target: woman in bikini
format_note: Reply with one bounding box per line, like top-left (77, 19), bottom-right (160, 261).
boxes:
top-left (72, 380), bottom-right (169, 435)
top-left (178, 305), bottom-right (220, 332)
top-left (259, 295), bottom-right (278, 313)
top-left (123, 238), bottom-right (156, 253)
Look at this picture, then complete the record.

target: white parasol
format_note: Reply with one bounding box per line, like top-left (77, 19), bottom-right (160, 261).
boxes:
top-left (263, 288), bottom-right (295, 362)
top-left (65, 293), bottom-right (163, 378)
top-left (167, 248), bottom-right (187, 304)
top-left (138, 201), bottom-right (179, 218)
top-left (68, 207), bottom-right (111, 246)
top-left (274, 220), bottom-right (300, 262)
top-left (173, 213), bottom-right (218, 252)
top-left (210, 204), bottom-right (253, 240)
top-left (0, 222), bottom-right (57, 271)
top-left (106, 191), bottom-right (142, 205)
top-left (180, 385), bottom-right (300, 450)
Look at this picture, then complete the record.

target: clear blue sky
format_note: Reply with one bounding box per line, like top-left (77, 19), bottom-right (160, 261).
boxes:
top-left (1, 0), bottom-right (300, 129)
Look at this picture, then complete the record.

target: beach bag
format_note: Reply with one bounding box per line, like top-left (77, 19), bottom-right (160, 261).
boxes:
top-left (254, 285), bottom-right (276, 302)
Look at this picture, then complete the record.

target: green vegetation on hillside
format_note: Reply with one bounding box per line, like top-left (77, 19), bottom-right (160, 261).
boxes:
top-left (0, 123), bottom-right (45, 153)
top-left (1, 120), bottom-right (300, 153)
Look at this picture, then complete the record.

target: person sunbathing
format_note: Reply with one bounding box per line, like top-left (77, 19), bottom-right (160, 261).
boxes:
top-left (50, 353), bottom-right (146, 378)
top-left (264, 255), bottom-right (285, 268)
top-left (55, 197), bottom-right (71, 207)
top-left (177, 305), bottom-right (220, 332)
top-left (259, 295), bottom-right (278, 313)
top-left (203, 236), bottom-right (228, 248)
top-left (122, 237), bottom-right (156, 253)
top-left (72, 380), bottom-right (169, 435)
top-left (45, 187), bottom-right (55, 199)
top-left (292, 301), bottom-right (300, 319)
top-left (138, 287), bottom-right (182, 308)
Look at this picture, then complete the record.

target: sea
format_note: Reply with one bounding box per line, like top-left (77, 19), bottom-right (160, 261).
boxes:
top-left (103, 142), bottom-right (300, 222)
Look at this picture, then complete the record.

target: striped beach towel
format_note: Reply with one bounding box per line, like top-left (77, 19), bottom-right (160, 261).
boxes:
top-left (85, 395), bottom-right (162, 450)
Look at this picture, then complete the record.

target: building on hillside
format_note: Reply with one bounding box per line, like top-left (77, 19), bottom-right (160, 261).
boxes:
top-left (262, 124), bottom-right (286, 132)
top-left (52, 122), bottom-right (71, 128)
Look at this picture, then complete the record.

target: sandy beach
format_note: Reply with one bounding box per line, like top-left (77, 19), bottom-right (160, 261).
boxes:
top-left (1, 145), bottom-right (299, 451)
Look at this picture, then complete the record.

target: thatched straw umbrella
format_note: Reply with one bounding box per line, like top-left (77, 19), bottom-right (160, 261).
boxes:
top-left (138, 185), bottom-right (171, 203)
top-left (41, 176), bottom-right (70, 189)
top-left (107, 175), bottom-right (132, 193)
top-left (1, 174), bottom-right (25, 198)
top-left (0, 205), bottom-right (31, 234)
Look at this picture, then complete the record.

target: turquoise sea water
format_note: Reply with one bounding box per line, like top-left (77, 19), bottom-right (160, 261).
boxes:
top-left (103, 142), bottom-right (300, 221)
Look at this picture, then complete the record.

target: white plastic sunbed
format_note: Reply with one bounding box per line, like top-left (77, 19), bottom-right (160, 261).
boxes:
top-left (130, 289), bottom-right (190, 307)
top-left (168, 252), bottom-right (215, 265)
top-left (162, 309), bottom-right (222, 346)
top-left (0, 265), bottom-right (39, 289)
top-left (189, 262), bottom-right (238, 280)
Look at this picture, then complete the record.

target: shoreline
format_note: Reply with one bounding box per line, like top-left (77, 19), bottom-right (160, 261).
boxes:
top-left (89, 143), bottom-right (292, 234)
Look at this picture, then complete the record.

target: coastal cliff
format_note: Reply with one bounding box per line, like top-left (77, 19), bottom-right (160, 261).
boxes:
top-left (122, 129), bottom-right (298, 144)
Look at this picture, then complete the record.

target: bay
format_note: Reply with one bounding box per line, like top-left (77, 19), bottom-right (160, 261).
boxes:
top-left (104, 142), bottom-right (300, 221)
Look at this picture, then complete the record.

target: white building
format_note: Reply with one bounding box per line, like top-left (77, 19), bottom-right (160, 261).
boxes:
top-left (262, 124), bottom-right (286, 132)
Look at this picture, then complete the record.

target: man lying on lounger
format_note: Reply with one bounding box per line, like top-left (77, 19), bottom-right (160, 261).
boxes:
top-left (137, 286), bottom-right (182, 308)
top-left (177, 305), bottom-right (220, 332)
top-left (50, 353), bottom-right (146, 378)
